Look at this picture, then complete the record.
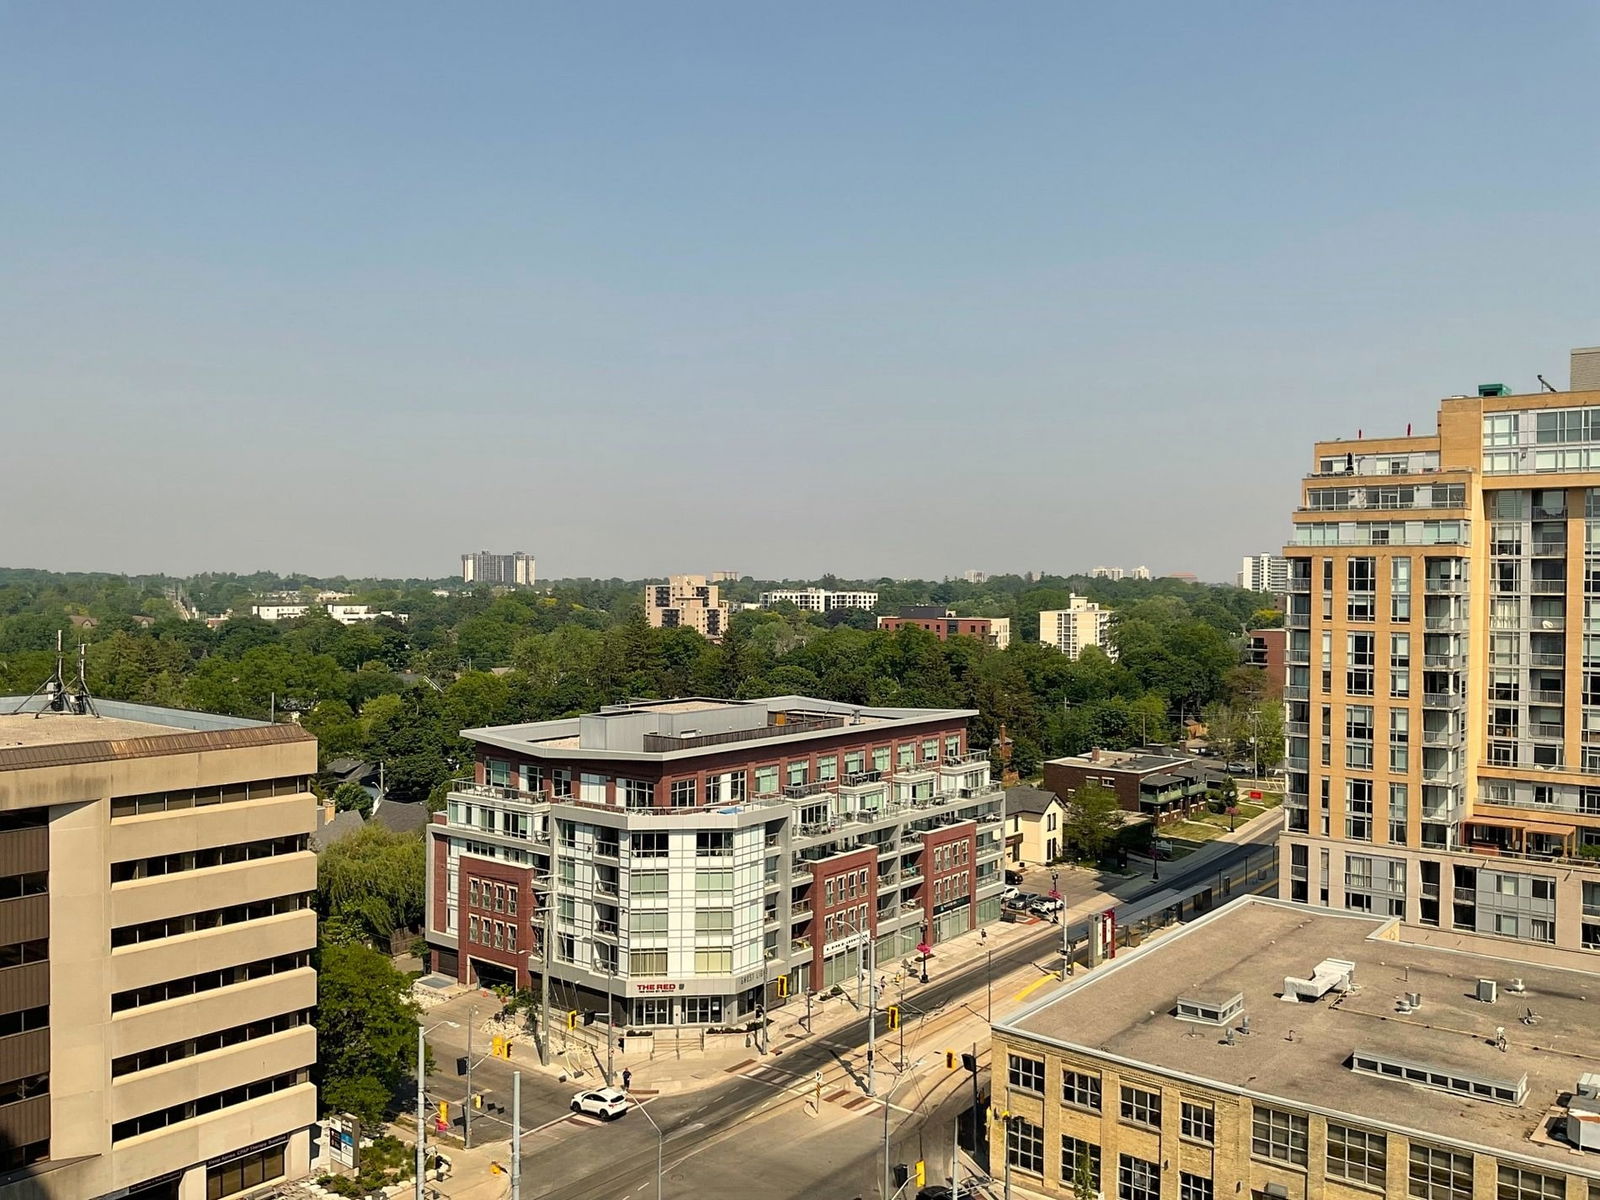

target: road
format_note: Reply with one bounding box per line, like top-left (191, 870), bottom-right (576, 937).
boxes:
top-left (432, 822), bottom-right (1281, 1198)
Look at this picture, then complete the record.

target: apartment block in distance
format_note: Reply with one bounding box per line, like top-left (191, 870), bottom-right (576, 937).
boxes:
top-left (1237, 552), bottom-right (1289, 594)
top-left (461, 550), bottom-right (536, 587)
top-left (645, 575), bottom-right (732, 642)
top-left (424, 696), bottom-right (1004, 1028)
top-left (758, 588), bottom-right (879, 613)
top-left (876, 608), bottom-right (1011, 649)
top-left (991, 898), bottom-right (1600, 1200)
top-left (0, 694), bottom-right (317, 1200)
top-left (1038, 595), bottom-right (1114, 660)
top-left (1282, 359), bottom-right (1600, 964)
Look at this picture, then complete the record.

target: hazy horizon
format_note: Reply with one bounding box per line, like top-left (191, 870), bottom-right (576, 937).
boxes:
top-left (6, 3), bottom-right (1597, 582)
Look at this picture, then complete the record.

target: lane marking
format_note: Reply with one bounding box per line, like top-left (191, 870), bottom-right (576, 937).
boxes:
top-left (1011, 972), bottom-right (1060, 1002)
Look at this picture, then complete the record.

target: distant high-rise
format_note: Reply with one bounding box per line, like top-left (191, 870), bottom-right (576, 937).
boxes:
top-left (645, 575), bottom-right (732, 641)
top-left (1237, 553), bottom-right (1288, 594)
top-left (1038, 595), bottom-right (1115, 660)
top-left (462, 550), bottom-right (536, 587)
top-left (1130, 565), bottom-right (1152, 580)
top-left (1089, 565), bottom-right (1125, 580)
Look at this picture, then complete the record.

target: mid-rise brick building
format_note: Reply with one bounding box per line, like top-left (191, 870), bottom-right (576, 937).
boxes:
top-left (423, 696), bottom-right (1004, 1027)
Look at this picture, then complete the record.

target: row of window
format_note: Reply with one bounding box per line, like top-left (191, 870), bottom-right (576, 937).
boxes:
top-left (111, 835), bottom-right (308, 883)
top-left (824, 869), bottom-right (871, 907)
top-left (113, 1009), bottom-right (314, 1077)
top-left (483, 736), bottom-right (966, 805)
top-left (619, 948), bottom-right (737, 976)
top-left (112, 952), bottom-right (311, 1012)
top-left (932, 840), bottom-right (970, 871)
top-left (111, 893), bottom-right (309, 947)
top-left (112, 1069), bottom-right (309, 1142)
top-left (467, 877), bottom-right (519, 915)
top-left (466, 916), bottom-right (519, 952)
top-left (110, 777), bottom-right (307, 819)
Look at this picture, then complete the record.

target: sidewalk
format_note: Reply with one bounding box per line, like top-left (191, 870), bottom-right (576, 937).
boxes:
top-left (419, 805), bottom-right (1282, 1102)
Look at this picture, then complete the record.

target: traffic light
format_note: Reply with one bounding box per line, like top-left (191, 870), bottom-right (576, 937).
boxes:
top-left (945, 1050), bottom-right (956, 1070)
top-left (893, 1164), bottom-right (910, 1187)
top-left (915, 1161), bottom-right (926, 1187)
top-left (775, 975), bottom-right (789, 997)
top-left (437, 1101), bottom-right (448, 1124)
top-left (886, 1005), bottom-right (900, 1031)
top-left (491, 1035), bottom-right (505, 1059)
top-left (473, 1092), bottom-right (483, 1110)
top-left (582, 1011), bottom-right (597, 1027)
top-left (566, 1009), bottom-right (579, 1030)
top-left (455, 1056), bottom-right (469, 1076)
top-left (961, 1052), bottom-right (978, 1073)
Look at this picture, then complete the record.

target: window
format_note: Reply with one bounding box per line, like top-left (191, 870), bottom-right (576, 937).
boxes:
top-left (897, 745), bottom-right (914, 770)
top-left (754, 766), bottom-right (779, 796)
top-left (681, 996), bottom-right (723, 1024)
top-left (696, 831), bottom-right (733, 857)
top-left (1327, 1123), bottom-right (1386, 1188)
top-left (206, 1139), bottom-right (288, 1200)
top-left (1005, 1117), bottom-right (1043, 1176)
top-left (1497, 1165), bottom-right (1565, 1200)
top-left (1008, 1055), bottom-right (1044, 1093)
top-left (620, 779), bottom-right (654, 810)
top-left (694, 910), bottom-right (734, 936)
top-left (1062, 1069), bottom-right (1101, 1110)
top-left (693, 948), bottom-right (732, 974)
top-left (468, 916), bottom-right (478, 943)
top-left (817, 756), bottom-right (838, 783)
top-left (1180, 1100), bottom-right (1214, 1144)
top-left (1180, 1173), bottom-right (1213, 1200)
top-left (1347, 778), bottom-right (1374, 842)
top-left (469, 879), bottom-right (480, 906)
top-left (632, 871), bottom-right (667, 899)
top-left (1118, 1154), bottom-right (1160, 1200)
top-left (1251, 1106), bottom-right (1308, 1165)
top-left (695, 871), bottom-right (733, 898)
top-left (1061, 1137), bottom-right (1100, 1193)
top-left (787, 761), bottom-right (809, 787)
top-left (551, 769), bottom-right (572, 798)
top-left (844, 751), bottom-right (865, 775)
top-left (579, 772), bottom-right (607, 804)
top-left (629, 949), bottom-right (667, 974)
top-left (670, 779), bottom-right (698, 808)
top-left (631, 832), bottom-right (668, 858)
top-left (630, 910), bottom-right (668, 934)
top-left (1119, 1084), bottom-right (1161, 1128)
top-left (922, 739), bottom-right (939, 762)
top-left (873, 747), bottom-right (891, 773)
top-left (1408, 1145), bottom-right (1472, 1200)
top-left (507, 887), bottom-right (517, 916)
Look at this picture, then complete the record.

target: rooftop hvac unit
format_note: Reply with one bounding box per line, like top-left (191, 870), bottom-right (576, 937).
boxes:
top-left (1478, 979), bottom-right (1499, 1004)
top-left (1579, 1073), bottom-right (1600, 1100)
top-left (1406, 992), bottom-right (1422, 1009)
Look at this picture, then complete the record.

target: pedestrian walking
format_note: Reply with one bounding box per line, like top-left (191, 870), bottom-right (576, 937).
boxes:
top-left (980, 928), bottom-right (987, 943)
top-left (622, 1068), bottom-right (632, 1091)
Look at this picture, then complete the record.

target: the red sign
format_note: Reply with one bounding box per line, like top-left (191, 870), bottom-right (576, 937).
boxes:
top-left (636, 982), bottom-right (681, 993)
top-left (1249, 790), bottom-right (1262, 800)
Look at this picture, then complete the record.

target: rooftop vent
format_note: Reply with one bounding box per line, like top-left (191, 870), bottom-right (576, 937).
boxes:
top-left (1282, 957), bottom-right (1356, 1003)
top-left (1479, 383), bottom-right (1511, 397)
top-left (1174, 990), bottom-right (1244, 1027)
top-left (1350, 1048), bottom-right (1526, 1107)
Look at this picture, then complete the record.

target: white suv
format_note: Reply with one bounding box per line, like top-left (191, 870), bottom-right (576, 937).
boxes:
top-left (571, 1087), bottom-right (630, 1120)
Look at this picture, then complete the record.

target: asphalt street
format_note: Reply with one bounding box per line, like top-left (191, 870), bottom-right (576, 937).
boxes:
top-left (430, 823), bottom-right (1281, 1198)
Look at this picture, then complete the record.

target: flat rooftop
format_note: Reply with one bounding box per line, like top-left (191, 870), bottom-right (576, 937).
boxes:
top-left (0, 698), bottom-right (303, 768)
top-left (1000, 898), bottom-right (1600, 1175)
top-left (465, 695), bottom-right (978, 761)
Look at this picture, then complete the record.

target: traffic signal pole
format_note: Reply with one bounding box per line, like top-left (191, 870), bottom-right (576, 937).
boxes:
top-left (866, 930), bottom-right (876, 1096)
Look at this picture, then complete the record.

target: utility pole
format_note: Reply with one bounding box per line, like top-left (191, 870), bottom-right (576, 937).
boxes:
top-left (511, 1071), bottom-right (521, 1200)
top-left (464, 1006), bottom-right (475, 1148)
top-left (606, 966), bottom-right (615, 1085)
top-left (969, 1042), bottom-right (980, 1155)
top-left (415, 1027), bottom-right (426, 1200)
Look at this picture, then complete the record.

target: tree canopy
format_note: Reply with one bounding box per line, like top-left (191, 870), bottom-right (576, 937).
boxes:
top-left (314, 942), bottom-right (420, 1124)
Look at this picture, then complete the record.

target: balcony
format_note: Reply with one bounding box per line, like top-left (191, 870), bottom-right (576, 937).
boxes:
top-left (1530, 689), bottom-right (1565, 705)
top-left (1422, 692), bottom-right (1465, 710)
top-left (1530, 652), bottom-right (1566, 667)
top-left (1423, 653), bottom-right (1464, 669)
top-left (1529, 579), bottom-right (1568, 594)
top-left (595, 880), bottom-right (619, 898)
top-left (791, 900), bottom-right (812, 919)
top-left (902, 866), bottom-right (923, 882)
top-left (943, 750), bottom-right (989, 767)
top-left (1285, 613), bottom-right (1310, 629)
top-left (1421, 729), bottom-right (1459, 746)
top-left (1286, 721), bottom-right (1309, 737)
top-left (1532, 538), bottom-right (1569, 557)
top-left (1423, 617), bottom-right (1467, 631)
top-left (1284, 685), bottom-right (1310, 701)
top-left (842, 770), bottom-right (882, 787)
top-left (1424, 578), bottom-right (1468, 594)
top-left (1420, 766), bottom-right (1460, 784)
top-left (1529, 722), bottom-right (1566, 740)
top-left (1285, 754), bottom-right (1309, 771)
top-left (791, 938), bottom-right (812, 954)
top-left (1286, 577), bottom-right (1312, 594)
top-left (876, 872), bottom-right (899, 890)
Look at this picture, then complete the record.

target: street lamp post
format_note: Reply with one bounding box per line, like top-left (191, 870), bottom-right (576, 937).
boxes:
top-left (464, 1006), bottom-right (476, 1148)
top-left (917, 926), bottom-right (930, 984)
top-left (415, 1019), bottom-right (459, 1200)
top-left (630, 1087), bottom-right (665, 1200)
top-left (882, 1057), bottom-right (926, 1200)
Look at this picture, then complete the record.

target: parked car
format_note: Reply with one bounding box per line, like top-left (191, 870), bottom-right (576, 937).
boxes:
top-left (571, 1087), bottom-right (630, 1120)
top-left (1001, 885), bottom-right (1021, 904)
top-left (1027, 894), bottom-right (1064, 914)
top-left (1004, 868), bottom-right (1024, 885)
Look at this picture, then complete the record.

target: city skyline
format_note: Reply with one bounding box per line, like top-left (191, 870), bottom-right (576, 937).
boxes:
top-left (5, 5), bottom-right (1598, 580)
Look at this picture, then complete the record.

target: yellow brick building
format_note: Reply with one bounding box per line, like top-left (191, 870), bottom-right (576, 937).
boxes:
top-left (992, 898), bottom-right (1600, 1200)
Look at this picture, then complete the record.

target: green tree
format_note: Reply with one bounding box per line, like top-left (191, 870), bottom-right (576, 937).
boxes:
top-left (1072, 1151), bottom-right (1097, 1200)
top-left (331, 781), bottom-right (373, 820)
top-left (1063, 781), bottom-right (1124, 862)
top-left (314, 941), bottom-right (419, 1123)
top-left (316, 825), bottom-right (425, 946)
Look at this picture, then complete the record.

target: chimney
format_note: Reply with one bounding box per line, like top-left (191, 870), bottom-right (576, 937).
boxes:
top-left (1572, 347), bottom-right (1600, 392)
top-left (1090, 747), bottom-right (1102, 764)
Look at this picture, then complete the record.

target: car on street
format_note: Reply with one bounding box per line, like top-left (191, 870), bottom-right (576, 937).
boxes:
top-left (1003, 868), bottom-right (1024, 885)
top-left (570, 1087), bottom-right (630, 1120)
top-left (1001, 885), bottom-right (1021, 903)
top-left (1026, 894), bottom-right (1064, 914)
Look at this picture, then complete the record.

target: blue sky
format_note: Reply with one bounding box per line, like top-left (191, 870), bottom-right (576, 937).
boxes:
top-left (4, 3), bottom-right (1597, 582)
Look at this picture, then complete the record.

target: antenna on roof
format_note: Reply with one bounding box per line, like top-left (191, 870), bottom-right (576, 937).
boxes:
top-left (9, 632), bottom-right (99, 718)
top-left (1538, 374), bottom-right (1558, 393)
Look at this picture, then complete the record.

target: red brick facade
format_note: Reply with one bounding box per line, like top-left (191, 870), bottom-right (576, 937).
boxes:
top-left (804, 847), bottom-right (878, 991)
top-left (877, 616), bottom-right (1001, 643)
top-left (455, 854), bottom-right (538, 989)
top-left (919, 820), bottom-right (978, 932)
